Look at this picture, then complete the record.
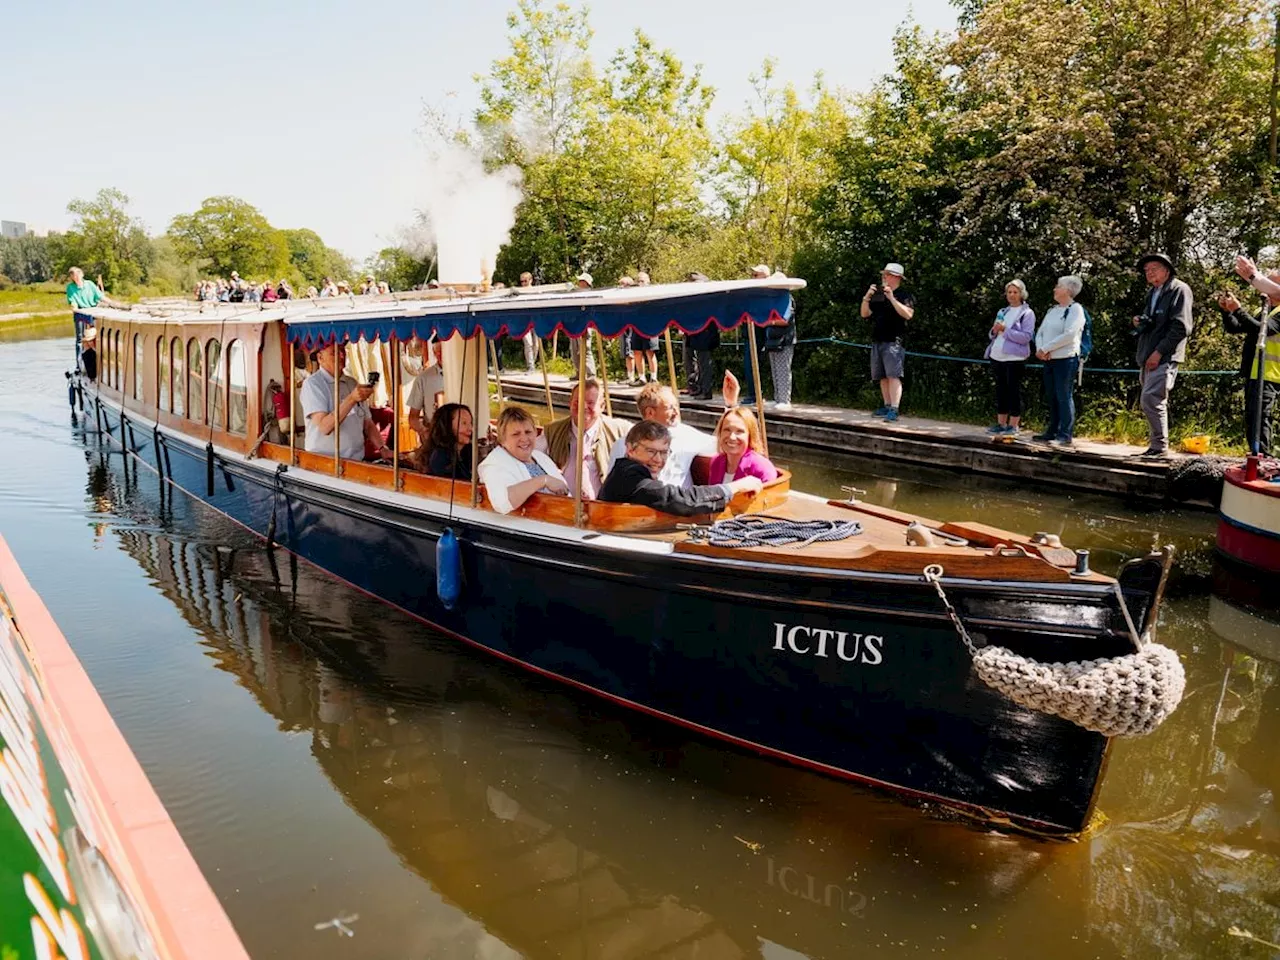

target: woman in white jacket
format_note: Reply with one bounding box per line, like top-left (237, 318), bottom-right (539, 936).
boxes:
top-left (478, 406), bottom-right (569, 514)
top-left (1033, 276), bottom-right (1086, 446)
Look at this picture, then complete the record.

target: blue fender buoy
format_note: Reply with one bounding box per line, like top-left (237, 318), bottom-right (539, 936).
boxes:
top-left (436, 528), bottom-right (462, 610)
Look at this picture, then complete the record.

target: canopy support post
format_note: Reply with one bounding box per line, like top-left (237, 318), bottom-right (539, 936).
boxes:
top-left (746, 322), bottom-right (769, 457)
top-left (573, 338), bottom-right (588, 528)
top-left (538, 335), bottom-right (555, 419)
top-left (391, 336), bottom-right (401, 491)
top-left (333, 337), bottom-right (341, 477)
top-left (472, 333), bottom-right (484, 508)
top-left (489, 339), bottom-right (504, 405)
top-left (288, 343), bottom-right (297, 467)
top-left (663, 330), bottom-right (678, 396)
top-left (594, 333), bottom-right (613, 417)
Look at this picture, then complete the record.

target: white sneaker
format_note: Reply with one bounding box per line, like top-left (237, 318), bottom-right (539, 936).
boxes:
top-left (774, 402), bottom-right (792, 411)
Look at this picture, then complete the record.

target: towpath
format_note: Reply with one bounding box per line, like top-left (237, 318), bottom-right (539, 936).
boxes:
top-left (494, 370), bottom-right (1196, 505)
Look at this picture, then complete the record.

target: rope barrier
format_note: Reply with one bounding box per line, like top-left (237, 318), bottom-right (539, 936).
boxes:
top-left (779, 336), bottom-right (1235, 376)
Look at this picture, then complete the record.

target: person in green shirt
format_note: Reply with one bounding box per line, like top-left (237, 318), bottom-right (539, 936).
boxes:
top-left (65, 267), bottom-right (106, 309)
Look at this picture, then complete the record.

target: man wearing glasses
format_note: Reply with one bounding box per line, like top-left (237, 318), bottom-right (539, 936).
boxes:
top-left (598, 421), bottom-right (761, 516)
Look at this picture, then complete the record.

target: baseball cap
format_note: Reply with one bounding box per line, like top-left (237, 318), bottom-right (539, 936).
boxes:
top-left (576, 273), bottom-right (593, 286)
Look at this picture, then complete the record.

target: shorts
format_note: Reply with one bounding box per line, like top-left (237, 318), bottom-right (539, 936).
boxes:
top-left (870, 341), bottom-right (905, 380)
top-left (626, 330), bottom-right (660, 353)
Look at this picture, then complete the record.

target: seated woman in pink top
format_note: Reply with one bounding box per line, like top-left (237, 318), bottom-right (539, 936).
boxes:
top-left (708, 407), bottom-right (779, 485)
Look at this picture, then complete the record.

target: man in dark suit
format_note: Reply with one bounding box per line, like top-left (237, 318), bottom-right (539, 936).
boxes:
top-left (598, 421), bottom-right (761, 516)
top-left (1132, 253), bottom-right (1194, 458)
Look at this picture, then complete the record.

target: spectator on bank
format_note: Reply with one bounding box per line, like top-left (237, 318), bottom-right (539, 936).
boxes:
top-left (319, 277), bottom-right (337, 298)
top-left (569, 274), bottom-right (598, 377)
top-left (708, 407), bottom-right (778, 484)
top-left (1131, 253), bottom-right (1194, 459)
top-left (336, 280), bottom-right (353, 295)
top-left (517, 272), bottom-right (541, 373)
top-left (860, 263), bottom-right (915, 422)
top-left (984, 279), bottom-right (1037, 435)
top-left (764, 277), bottom-right (797, 411)
top-left (305, 285), bottom-right (319, 298)
top-left (229, 279), bottom-right (247, 303)
top-left (277, 279), bottom-right (294, 300)
top-left (741, 264), bottom-right (771, 405)
top-left (1033, 276), bottom-right (1086, 447)
top-left (1216, 273), bottom-right (1280, 455)
top-left (245, 282), bottom-right (262, 303)
top-left (217, 280), bottom-right (231, 302)
top-left (261, 282), bottom-right (278, 303)
top-left (683, 272), bottom-right (720, 400)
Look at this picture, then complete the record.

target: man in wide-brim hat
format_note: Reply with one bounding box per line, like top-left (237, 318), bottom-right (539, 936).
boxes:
top-left (1131, 252), bottom-right (1194, 458)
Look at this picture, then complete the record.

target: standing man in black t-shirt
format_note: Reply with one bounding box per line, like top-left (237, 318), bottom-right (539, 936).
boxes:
top-left (859, 262), bottom-right (915, 422)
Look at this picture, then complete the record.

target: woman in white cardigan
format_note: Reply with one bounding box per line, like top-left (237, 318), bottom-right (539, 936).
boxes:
top-left (1032, 275), bottom-right (1086, 446)
top-left (478, 406), bottom-right (569, 514)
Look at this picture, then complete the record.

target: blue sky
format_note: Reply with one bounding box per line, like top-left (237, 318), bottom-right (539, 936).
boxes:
top-left (3, 0), bottom-right (958, 261)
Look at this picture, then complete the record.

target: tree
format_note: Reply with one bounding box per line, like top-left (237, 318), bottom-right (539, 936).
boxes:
top-left (363, 246), bottom-right (432, 291)
top-left (281, 228), bottom-right (352, 286)
top-left (0, 232), bottom-right (57, 285)
top-left (58, 188), bottom-right (153, 290)
top-left (168, 196), bottom-right (290, 278)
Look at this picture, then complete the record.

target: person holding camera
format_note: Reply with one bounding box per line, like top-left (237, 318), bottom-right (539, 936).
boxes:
top-left (860, 263), bottom-right (915, 422)
top-left (1220, 262), bottom-right (1280, 455)
top-left (300, 340), bottom-right (393, 461)
top-left (1131, 253), bottom-right (1193, 458)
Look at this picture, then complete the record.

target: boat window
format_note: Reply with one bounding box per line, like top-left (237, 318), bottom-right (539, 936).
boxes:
top-left (111, 329), bottom-right (119, 388)
top-left (133, 333), bottom-right (144, 400)
top-left (227, 340), bottom-right (248, 436)
top-left (101, 328), bottom-right (110, 386)
top-left (208, 340), bottom-right (225, 430)
top-left (157, 336), bottom-right (170, 411)
top-left (187, 338), bottom-right (204, 423)
top-left (172, 337), bottom-right (185, 416)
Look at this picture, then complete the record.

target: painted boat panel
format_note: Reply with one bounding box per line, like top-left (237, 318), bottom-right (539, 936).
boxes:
top-left (0, 535), bottom-right (248, 960)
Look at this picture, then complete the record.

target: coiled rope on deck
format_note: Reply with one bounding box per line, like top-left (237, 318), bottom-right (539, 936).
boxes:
top-left (923, 564), bottom-right (1185, 738)
top-left (690, 515), bottom-right (863, 549)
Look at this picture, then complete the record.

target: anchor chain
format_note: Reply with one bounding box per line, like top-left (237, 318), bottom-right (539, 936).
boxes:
top-left (922, 564), bottom-right (979, 656)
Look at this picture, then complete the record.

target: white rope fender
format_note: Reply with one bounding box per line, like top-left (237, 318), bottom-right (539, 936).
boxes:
top-left (922, 565), bottom-right (1186, 738)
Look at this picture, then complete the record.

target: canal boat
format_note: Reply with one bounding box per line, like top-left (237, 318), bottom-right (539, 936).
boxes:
top-left (1217, 458), bottom-right (1280, 572)
top-left (0, 534), bottom-right (248, 960)
top-left (74, 279), bottom-right (1176, 837)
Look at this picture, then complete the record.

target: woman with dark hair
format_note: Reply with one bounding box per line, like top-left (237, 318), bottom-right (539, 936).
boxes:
top-left (423, 403), bottom-right (475, 480)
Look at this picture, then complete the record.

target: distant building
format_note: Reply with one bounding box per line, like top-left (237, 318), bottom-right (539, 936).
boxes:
top-left (1, 220), bottom-right (30, 240)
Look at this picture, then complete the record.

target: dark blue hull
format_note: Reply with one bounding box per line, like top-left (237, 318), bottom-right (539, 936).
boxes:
top-left (93, 394), bottom-right (1141, 834)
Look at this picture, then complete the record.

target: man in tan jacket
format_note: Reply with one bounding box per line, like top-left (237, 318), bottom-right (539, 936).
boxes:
top-left (537, 378), bottom-right (630, 500)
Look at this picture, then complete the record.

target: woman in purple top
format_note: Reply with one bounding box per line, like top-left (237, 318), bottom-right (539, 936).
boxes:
top-left (983, 279), bottom-right (1037, 435)
top-left (708, 407), bottom-right (780, 485)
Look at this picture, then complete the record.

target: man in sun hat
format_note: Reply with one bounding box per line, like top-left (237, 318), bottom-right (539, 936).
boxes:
top-left (860, 262), bottom-right (915, 422)
top-left (1131, 252), bottom-right (1193, 458)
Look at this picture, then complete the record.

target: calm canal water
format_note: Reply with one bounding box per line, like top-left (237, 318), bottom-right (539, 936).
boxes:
top-left (1, 330), bottom-right (1278, 959)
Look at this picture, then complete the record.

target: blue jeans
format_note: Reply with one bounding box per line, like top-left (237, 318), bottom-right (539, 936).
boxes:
top-left (1042, 356), bottom-right (1078, 440)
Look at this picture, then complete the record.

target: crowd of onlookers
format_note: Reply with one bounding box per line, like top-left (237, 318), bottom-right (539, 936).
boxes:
top-left (194, 272), bottom-right (413, 303)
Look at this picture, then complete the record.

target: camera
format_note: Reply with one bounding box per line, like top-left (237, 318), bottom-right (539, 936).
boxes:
top-left (366, 371), bottom-right (381, 387)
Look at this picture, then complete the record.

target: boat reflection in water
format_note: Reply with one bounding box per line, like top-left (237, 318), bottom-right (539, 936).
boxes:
top-left (95, 453), bottom-right (1106, 959)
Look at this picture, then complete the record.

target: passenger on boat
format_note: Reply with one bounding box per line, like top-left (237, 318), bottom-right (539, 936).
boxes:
top-left (422, 403), bottom-right (475, 480)
top-left (80, 324), bottom-right (98, 380)
top-left (300, 341), bottom-right (393, 461)
top-left (407, 337), bottom-right (446, 447)
top-left (535, 378), bottom-right (630, 500)
top-left (608, 379), bottom-right (738, 488)
top-left (478, 407), bottom-right (570, 514)
top-left (599, 421), bottom-right (762, 516)
top-left (708, 407), bottom-right (778, 484)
